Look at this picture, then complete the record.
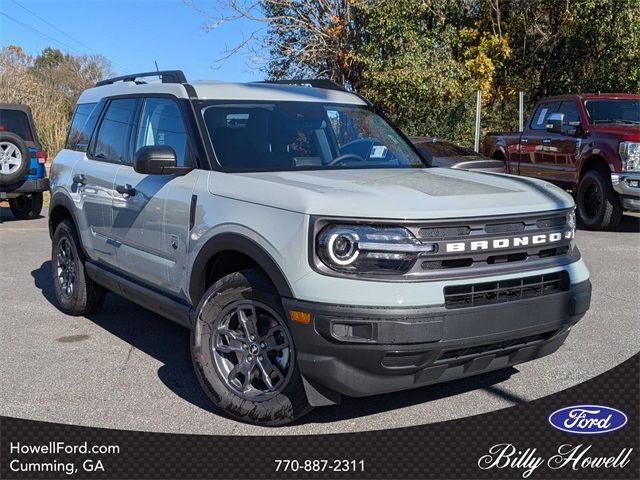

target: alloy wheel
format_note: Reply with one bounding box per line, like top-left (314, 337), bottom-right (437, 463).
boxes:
top-left (0, 141), bottom-right (23, 175)
top-left (56, 238), bottom-right (76, 297)
top-left (583, 182), bottom-right (602, 219)
top-left (211, 301), bottom-right (293, 400)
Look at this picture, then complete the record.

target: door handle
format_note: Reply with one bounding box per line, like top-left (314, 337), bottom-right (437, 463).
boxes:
top-left (73, 173), bottom-right (87, 185)
top-left (115, 184), bottom-right (136, 197)
top-left (521, 138), bottom-right (529, 144)
top-left (543, 138), bottom-right (552, 145)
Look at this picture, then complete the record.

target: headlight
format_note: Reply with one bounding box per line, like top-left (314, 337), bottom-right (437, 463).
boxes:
top-left (567, 209), bottom-right (576, 234)
top-left (316, 224), bottom-right (437, 274)
top-left (619, 141), bottom-right (640, 171)
top-left (567, 209), bottom-right (576, 249)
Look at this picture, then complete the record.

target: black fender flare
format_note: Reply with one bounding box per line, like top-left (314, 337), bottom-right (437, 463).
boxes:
top-left (189, 232), bottom-right (294, 305)
top-left (48, 191), bottom-right (80, 239)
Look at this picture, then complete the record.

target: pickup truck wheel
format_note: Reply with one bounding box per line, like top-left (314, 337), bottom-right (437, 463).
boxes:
top-left (192, 269), bottom-right (312, 426)
top-left (51, 219), bottom-right (106, 315)
top-left (9, 193), bottom-right (43, 220)
top-left (576, 170), bottom-right (622, 230)
top-left (0, 132), bottom-right (30, 185)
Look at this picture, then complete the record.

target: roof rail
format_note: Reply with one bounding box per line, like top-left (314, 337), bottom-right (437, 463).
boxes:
top-left (95, 70), bottom-right (187, 87)
top-left (258, 79), bottom-right (347, 92)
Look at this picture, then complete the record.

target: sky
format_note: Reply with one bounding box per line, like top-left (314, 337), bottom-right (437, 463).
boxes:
top-left (0, 0), bottom-right (265, 82)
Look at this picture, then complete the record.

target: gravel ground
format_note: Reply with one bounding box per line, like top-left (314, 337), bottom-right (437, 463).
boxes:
top-left (0, 208), bottom-right (638, 435)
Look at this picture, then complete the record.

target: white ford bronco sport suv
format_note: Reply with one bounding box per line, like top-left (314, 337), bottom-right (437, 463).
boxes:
top-left (49, 70), bottom-right (592, 425)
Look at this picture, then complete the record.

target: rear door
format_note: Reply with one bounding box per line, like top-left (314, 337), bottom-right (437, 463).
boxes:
top-left (518, 101), bottom-right (559, 179)
top-left (74, 98), bottom-right (138, 265)
top-left (111, 96), bottom-right (199, 297)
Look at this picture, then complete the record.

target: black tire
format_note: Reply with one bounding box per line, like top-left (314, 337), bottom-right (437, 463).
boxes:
top-left (0, 132), bottom-right (30, 185)
top-left (9, 193), bottom-right (43, 220)
top-left (51, 219), bottom-right (106, 315)
top-left (576, 170), bottom-right (623, 230)
top-left (192, 269), bottom-right (312, 426)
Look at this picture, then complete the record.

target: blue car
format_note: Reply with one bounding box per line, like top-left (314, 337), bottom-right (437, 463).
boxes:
top-left (0, 103), bottom-right (49, 219)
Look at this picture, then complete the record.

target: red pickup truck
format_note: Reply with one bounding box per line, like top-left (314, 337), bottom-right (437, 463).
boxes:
top-left (483, 93), bottom-right (640, 230)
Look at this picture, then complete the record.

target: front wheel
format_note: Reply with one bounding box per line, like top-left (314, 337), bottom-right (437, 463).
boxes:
top-left (9, 193), bottom-right (43, 220)
top-left (576, 170), bottom-right (622, 230)
top-left (191, 269), bottom-right (312, 426)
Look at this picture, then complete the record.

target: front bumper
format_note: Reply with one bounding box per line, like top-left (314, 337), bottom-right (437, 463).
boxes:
top-left (283, 279), bottom-right (591, 402)
top-left (611, 172), bottom-right (640, 210)
top-left (0, 178), bottom-right (50, 196)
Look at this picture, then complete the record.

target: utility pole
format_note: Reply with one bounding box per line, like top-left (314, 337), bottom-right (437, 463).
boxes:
top-left (474, 90), bottom-right (482, 152)
top-left (519, 91), bottom-right (524, 132)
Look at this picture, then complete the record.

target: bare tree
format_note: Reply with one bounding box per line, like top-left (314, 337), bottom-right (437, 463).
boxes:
top-left (0, 45), bottom-right (114, 156)
top-left (184, 0), bottom-right (364, 84)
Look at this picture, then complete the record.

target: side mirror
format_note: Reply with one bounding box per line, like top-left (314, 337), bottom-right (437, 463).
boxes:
top-left (133, 146), bottom-right (191, 175)
top-left (546, 113), bottom-right (564, 134)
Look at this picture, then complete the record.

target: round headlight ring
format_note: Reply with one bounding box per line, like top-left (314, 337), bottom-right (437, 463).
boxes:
top-left (327, 232), bottom-right (359, 265)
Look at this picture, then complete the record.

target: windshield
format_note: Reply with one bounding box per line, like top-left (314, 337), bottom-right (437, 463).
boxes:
top-left (584, 99), bottom-right (640, 125)
top-left (201, 102), bottom-right (426, 171)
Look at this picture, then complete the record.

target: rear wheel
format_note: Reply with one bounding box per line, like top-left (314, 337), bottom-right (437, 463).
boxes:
top-left (9, 193), bottom-right (43, 220)
top-left (0, 132), bottom-right (30, 185)
top-left (576, 170), bottom-right (622, 230)
top-left (51, 219), bottom-right (106, 315)
top-left (191, 269), bottom-right (312, 426)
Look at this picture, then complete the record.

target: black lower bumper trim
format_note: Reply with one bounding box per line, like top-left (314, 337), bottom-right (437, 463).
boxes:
top-left (283, 279), bottom-right (591, 401)
top-left (0, 178), bottom-right (50, 194)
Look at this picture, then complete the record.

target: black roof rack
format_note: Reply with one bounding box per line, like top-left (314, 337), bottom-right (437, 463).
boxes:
top-left (257, 79), bottom-right (347, 92)
top-left (95, 70), bottom-right (187, 87)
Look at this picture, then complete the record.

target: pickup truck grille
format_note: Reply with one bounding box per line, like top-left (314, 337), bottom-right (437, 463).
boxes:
top-left (443, 271), bottom-right (570, 309)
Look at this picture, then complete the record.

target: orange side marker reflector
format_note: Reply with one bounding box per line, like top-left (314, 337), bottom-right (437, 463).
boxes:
top-left (290, 310), bottom-right (311, 324)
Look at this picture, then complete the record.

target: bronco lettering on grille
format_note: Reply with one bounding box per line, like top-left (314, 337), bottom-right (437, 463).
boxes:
top-left (445, 231), bottom-right (573, 253)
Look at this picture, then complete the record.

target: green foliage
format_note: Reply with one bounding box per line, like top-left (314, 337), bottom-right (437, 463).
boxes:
top-left (259, 0), bottom-right (640, 146)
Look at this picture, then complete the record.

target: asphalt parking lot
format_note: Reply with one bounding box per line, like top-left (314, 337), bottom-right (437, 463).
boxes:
top-left (1, 208), bottom-right (638, 435)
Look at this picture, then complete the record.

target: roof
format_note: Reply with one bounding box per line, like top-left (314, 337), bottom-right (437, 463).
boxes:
top-left (77, 80), bottom-right (367, 105)
top-left (0, 103), bottom-right (34, 114)
top-left (540, 93), bottom-right (640, 102)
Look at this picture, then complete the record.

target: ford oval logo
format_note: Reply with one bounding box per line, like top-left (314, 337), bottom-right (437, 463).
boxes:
top-left (548, 405), bottom-right (628, 434)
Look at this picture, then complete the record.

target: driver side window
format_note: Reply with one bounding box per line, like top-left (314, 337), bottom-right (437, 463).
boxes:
top-left (557, 101), bottom-right (581, 130)
top-left (136, 98), bottom-right (190, 167)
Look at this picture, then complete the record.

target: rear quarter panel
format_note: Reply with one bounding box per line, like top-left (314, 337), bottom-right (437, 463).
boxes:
top-left (49, 149), bottom-right (85, 233)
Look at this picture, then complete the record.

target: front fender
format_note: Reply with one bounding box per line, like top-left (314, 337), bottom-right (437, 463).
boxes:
top-left (188, 230), bottom-right (294, 305)
top-left (578, 139), bottom-right (620, 173)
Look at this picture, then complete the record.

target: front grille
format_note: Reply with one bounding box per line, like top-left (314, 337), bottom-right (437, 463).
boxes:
top-left (484, 222), bottom-right (525, 234)
top-left (437, 331), bottom-right (557, 361)
top-left (444, 271), bottom-right (570, 309)
top-left (419, 226), bottom-right (471, 238)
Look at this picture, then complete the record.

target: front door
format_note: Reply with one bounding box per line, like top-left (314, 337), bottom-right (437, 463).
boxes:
top-left (111, 97), bottom-right (199, 298)
top-left (539, 100), bottom-right (583, 185)
top-left (518, 101), bottom-right (559, 180)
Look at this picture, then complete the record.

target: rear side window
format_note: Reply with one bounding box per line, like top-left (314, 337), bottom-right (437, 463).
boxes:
top-left (529, 102), bottom-right (560, 130)
top-left (0, 109), bottom-right (34, 141)
top-left (135, 98), bottom-right (190, 167)
top-left (91, 99), bottom-right (138, 163)
top-left (66, 103), bottom-right (98, 151)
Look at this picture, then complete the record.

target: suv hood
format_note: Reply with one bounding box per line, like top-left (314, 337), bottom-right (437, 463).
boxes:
top-left (208, 168), bottom-right (574, 219)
